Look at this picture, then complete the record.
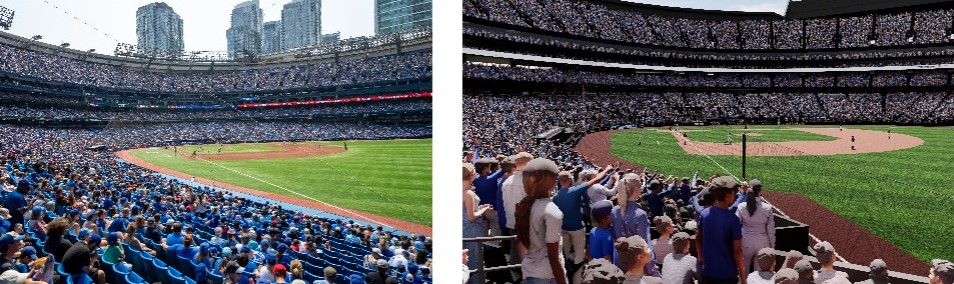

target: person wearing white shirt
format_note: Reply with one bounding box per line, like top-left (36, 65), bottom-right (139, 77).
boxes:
top-left (746, 248), bottom-right (777, 284)
top-left (735, 179), bottom-right (776, 273)
top-left (661, 232), bottom-right (696, 284)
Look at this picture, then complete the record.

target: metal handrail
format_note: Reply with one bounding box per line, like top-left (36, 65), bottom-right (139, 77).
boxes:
top-left (463, 235), bottom-right (522, 283)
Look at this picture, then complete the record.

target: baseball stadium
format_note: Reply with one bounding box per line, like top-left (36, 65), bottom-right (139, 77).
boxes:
top-left (463, 0), bottom-right (954, 284)
top-left (0, 2), bottom-right (432, 284)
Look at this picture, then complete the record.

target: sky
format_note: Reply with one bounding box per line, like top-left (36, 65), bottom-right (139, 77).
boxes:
top-left (625, 0), bottom-right (790, 15)
top-left (1, 0), bottom-right (374, 55)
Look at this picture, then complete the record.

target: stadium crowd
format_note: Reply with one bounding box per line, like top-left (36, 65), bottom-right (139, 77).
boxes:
top-left (461, 92), bottom-right (954, 284)
top-left (464, 0), bottom-right (954, 50)
top-left (462, 26), bottom-right (954, 68)
top-left (0, 99), bottom-right (431, 121)
top-left (463, 63), bottom-right (952, 88)
top-left (0, 120), bottom-right (432, 284)
top-left (0, 43), bottom-right (431, 94)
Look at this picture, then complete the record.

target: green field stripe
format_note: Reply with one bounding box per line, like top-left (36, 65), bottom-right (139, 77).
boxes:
top-left (129, 139), bottom-right (432, 226)
top-left (610, 127), bottom-right (954, 262)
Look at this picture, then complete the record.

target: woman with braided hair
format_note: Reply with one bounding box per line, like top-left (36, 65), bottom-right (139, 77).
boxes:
top-left (515, 158), bottom-right (566, 284)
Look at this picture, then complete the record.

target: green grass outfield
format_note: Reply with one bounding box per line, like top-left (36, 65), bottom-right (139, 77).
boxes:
top-left (129, 139), bottom-right (432, 226)
top-left (612, 126), bottom-right (952, 263)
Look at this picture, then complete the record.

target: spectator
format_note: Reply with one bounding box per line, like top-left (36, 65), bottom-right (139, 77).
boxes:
top-left (930, 260), bottom-right (953, 284)
top-left (777, 269), bottom-right (800, 284)
top-left (553, 168), bottom-right (606, 267)
top-left (515, 158), bottom-right (566, 284)
top-left (462, 163), bottom-right (490, 282)
top-left (813, 242), bottom-right (848, 284)
top-left (652, 216), bottom-right (675, 265)
top-left (855, 259), bottom-right (889, 284)
top-left (662, 232), bottom-right (697, 284)
top-left (794, 260), bottom-right (815, 284)
top-left (783, 251), bottom-right (804, 269)
top-left (100, 232), bottom-right (123, 264)
top-left (580, 258), bottom-right (625, 284)
top-left (587, 200), bottom-right (615, 261)
top-left (42, 218), bottom-right (72, 262)
top-left (615, 235), bottom-right (662, 284)
top-left (736, 180), bottom-right (776, 273)
top-left (697, 176), bottom-right (745, 284)
top-left (748, 248), bottom-right (777, 284)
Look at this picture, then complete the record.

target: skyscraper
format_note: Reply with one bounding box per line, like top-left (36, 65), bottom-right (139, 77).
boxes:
top-left (281, 0), bottom-right (321, 50)
top-left (262, 21), bottom-right (283, 54)
top-left (136, 2), bottom-right (184, 58)
top-left (226, 0), bottom-right (263, 58)
top-left (374, 0), bottom-right (431, 35)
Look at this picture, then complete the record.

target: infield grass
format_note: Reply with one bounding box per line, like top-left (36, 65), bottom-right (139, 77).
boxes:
top-left (129, 139), bottom-right (432, 226)
top-left (611, 126), bottom-right (952, 263)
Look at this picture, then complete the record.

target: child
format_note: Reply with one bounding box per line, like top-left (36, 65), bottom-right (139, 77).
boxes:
top-left (746, 248), bottom-right (776, 284)
top-left (652, 216), bottom-right (675, 266)
top-left (101, 232), bottom-right (124, 265)
top-left (662, 232), bottom-right (696, 284)
top-left (587, 200), bottom-right (614, 261)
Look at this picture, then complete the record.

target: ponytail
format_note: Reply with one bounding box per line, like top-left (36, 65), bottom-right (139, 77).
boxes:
top-left (746, 186), bottom-right (762, 216)
top-left (515, 170), bottom-right (557, 248)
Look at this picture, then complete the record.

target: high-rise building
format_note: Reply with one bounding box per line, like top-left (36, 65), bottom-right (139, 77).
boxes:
top-left (320, 32), bottom-right (340, 43)
top-left (281, 0), bottom-right (321, 50)
top-left (226, 0), bottom-right (263, 58)
top-left (374, 0), bottom-right (431, 35)
top-left (262, 21), bottom-right (283, 54)
top-left (136, 2), bottom-right (184, 58)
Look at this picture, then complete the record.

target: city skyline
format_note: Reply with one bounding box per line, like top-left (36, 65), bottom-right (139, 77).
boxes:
top-left (0, 0), bottom-right (374, 56)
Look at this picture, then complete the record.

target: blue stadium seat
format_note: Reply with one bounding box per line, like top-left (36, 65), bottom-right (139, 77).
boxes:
top-left (167, 267), bottom-right (185, 283)
top-left (65, 273), bottom-right (95, 284)
top-left (183, 258), bottom-right (198, 279)
top-left (55, 262), bottom-right (67, 278)
top-left (208, 272), bottom-right (225, 284)
top-left (125, 272), bottom-right (148, 284)
top-left (152, 257), bottom-right (170, 283)
top-left (111, 262), bottom-right (131, 284)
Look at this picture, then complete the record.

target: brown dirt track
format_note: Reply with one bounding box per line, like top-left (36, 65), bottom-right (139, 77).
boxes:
top-left (114, 147), bottom-right (432, 236)
top-left (576, 129), bottom-right (930, 275)
top-left (672, 128), bottom-right (923, 156)
top-left (192, 143), bottom-right (345, 160)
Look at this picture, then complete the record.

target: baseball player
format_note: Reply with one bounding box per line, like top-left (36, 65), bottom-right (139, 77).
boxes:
top-left (851, 136), bottom-right (856, 151)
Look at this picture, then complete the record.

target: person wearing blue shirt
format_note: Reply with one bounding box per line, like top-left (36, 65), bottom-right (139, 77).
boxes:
top-left (162, 222), bottom-right (185, 250)
top-left (588, 200), bottom-right (615, 261)
top-left (697, 176), bottom-right (746, 284)
top-left (644, 178), bottom-right (674, 218)
top-left (552, 166), bottom-right (611, 266)
top-left (612, 173), bottom-right (658, 276)
top-left (3, 185), bottom-right (28, 226)
top-left (473, 158), bottom-right (504, 237)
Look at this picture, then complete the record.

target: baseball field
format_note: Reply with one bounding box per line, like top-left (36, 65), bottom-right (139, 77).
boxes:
top-left (119, 139), bottom-right (432, 231)
top-left (576, 125), bottom-right (953, 273)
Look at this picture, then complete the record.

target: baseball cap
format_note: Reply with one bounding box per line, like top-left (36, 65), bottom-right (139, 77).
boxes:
top-left (513, 152), bottom-right (534, 163)
top-left (88, 234), bottom-right (101, 246)
top-left (580, 258), bottom-right (625, 284)
top-left (813, 241), bottom-right (835, 263)
top-left (712, 176), bottom-right (740, 189)
top-left (224, 261), bottom-right (242, 274)
top-left (523, 158), bottom-right (559, 174)
top-left (869, 259), bottom-right (887, 274)
top-left (653, 216), bottom-right (673, 228)
top-left (750, 179), bottom-right (763, 190)
top-left (0, 270), bottom-right (28, 284)
top-left (558, 171), bottom-right (572, 179)
top-left (932, 259), bottom-right (954, 284)
top-left (107, 232), bottom-right (119, 245)
top-left (78, 228), bottom-right (91, 240)
top-left (0, 234), bottom-right (23, 249)
top-left (671, 232), bottom-right (690, 253)
top-left (69, 209), bottom-right (80, 218)
top-left (375, 259), bottom-right (388, 269)
top-left (240, 246), bottom-right (251, 254)
top-left (277, 243), bottom-right (287, 253)
top-left (614, 235), bottom-right (648, 262)
top-left (590, 200), bottom-right (613, 221)
top-left (757, 248), bottom-right (775, 272)
top-left (348, 274), bottom-right (364, 284)
top-left (273, 264), bottom-right (287, 275)
top-left (372, 248), bottom-right (381, 254)
top-left (793, 260), bottom-right (814, 282)
top-left (19, 246), bottom-right (37, 260)
top-left (783, 250), bottom-right (804, 269)
top-left (775, 268), bottom-right (799, 284)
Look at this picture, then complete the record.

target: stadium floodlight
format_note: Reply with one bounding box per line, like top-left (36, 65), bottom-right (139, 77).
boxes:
top-left (59, 42), bottom-right (70, 48)
top-left (87, 49), bottom-right (95, 53)
top-left (30, 35), bottom-right (42, 41)
top-left (114, 43), bottom-right (137, 57)
top-left (0, 6), bottom-right (13, 30)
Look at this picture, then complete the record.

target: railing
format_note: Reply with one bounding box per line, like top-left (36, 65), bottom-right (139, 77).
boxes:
top-left (463, 235), bottom-right (521, 283)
